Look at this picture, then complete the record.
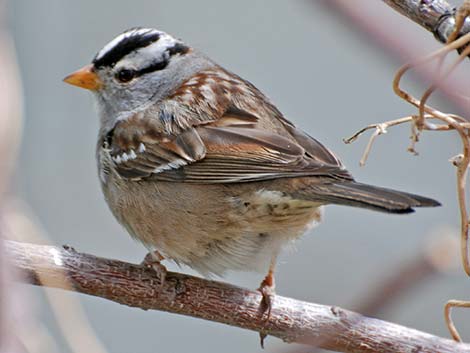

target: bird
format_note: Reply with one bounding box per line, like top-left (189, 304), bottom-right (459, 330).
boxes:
top-left (64, 27), bottom-right (440, 315)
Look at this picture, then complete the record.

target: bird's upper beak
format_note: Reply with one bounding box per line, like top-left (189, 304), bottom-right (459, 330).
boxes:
top-left (63, 64), bottom-right (102, 90)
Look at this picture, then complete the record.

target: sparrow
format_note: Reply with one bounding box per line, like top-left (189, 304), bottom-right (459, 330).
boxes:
top-left (64, 27), bottom-right (440, 315)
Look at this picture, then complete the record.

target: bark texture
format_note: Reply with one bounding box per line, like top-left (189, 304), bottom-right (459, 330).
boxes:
top-left (382, 0), bottom-right (470, 42)
top-left (6, 240), bottom-right (470, 353)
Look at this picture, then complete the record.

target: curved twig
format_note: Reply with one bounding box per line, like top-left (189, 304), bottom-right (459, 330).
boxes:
top-left (445, 300), bottom-right (470, 342)
top-left (344, 3), bottom-right (470, 341)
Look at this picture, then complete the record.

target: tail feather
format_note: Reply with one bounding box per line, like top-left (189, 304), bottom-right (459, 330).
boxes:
top-left (300, 181), bottom-right (440, 214)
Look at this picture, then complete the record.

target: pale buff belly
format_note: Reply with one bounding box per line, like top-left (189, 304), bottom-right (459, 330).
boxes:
top-left (103, 177), bottom-right (323, 276)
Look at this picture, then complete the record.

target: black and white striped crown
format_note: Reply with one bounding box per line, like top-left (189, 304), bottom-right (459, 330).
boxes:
top-left (93, 27), bottom-right (189, 69)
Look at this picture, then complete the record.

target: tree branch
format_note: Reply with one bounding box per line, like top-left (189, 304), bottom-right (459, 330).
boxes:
top-left (382, 0), bottom-right (470, 43)
top-left (5, 240), bottom-right (470, 353)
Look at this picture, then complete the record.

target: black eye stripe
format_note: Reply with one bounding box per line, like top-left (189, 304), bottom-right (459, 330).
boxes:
top-left (167, 43), bottom-right (190, 56)
top-left (134, 59), bottom-right (169, 77)
top-left (122, 44), bottom-right (189, 79)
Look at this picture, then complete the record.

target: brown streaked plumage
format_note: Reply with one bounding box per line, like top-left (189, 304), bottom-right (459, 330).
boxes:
top-left (99, 64), bottom-right (438, 281)
top-left (65, 28), bottom-right (440, 320)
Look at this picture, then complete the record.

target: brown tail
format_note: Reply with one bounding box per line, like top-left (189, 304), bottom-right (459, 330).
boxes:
top-left (297, 181), bottom-right (440, 214)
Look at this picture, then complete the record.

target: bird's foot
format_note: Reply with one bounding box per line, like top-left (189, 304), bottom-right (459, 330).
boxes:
top-left (258, 281), bottom-right (275, 319)
top-left (142, 251), bottom-right (167, 287)
top-left (257, 271), bottom-right (275, 348)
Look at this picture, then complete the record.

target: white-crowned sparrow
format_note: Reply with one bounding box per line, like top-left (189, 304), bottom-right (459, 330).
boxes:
top-left (64, 27), bottom-right (439, 313)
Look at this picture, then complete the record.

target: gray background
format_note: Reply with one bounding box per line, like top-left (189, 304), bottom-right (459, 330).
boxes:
top-left (7, 1), bottom-right (470, 352)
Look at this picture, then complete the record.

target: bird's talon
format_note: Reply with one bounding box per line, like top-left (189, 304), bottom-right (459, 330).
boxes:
top-left (258, 284), bottom-right (275, 319)
top-left (259, 332), bottom-right (268, 349)
top-left (141, 251), bottom-right (167, 287)
top-left (151, 262), bottom-right (167, 286)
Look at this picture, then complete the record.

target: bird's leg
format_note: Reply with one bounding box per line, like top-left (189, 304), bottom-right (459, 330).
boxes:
top-left (257, 258), bottom-right (277, 348)
top-left (258, 267), bottom-right (275, 318)
top-left (141, 250), bottom-right (167, 286)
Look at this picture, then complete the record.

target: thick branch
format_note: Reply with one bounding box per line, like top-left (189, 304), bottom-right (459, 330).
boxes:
top-left (5, 240), bottom-right (470, 353)
top-left (382, 0), bottom-right (470, 43)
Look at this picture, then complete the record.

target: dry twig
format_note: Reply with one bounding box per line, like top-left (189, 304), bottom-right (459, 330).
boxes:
top-left (345, 1), bottom-right (470, 342)
top-left (5, 240), bottom-right (470, 353)
top-left (445, 300), bottom-right (470, 342)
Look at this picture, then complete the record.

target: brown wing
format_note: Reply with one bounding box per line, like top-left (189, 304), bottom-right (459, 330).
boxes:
top-left (280, 120), bottom-right (344, 167)
top-left (107, 106), bottom-right (352, 183)
top-left (152, 125), bottom-right (352, 183)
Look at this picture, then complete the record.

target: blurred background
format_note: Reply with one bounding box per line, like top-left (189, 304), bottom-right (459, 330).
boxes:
top-left (4, 0), bottom-right (470, 352)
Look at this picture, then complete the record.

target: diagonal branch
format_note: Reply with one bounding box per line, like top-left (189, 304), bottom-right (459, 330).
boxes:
top-left (382, 0), bottom-right (470, 43)
top-left (5, 240), bottom-right (470, 353)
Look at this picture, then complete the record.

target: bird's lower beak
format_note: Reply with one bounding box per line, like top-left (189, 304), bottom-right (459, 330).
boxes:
top-left (63, 64), bottom-right (102, 90)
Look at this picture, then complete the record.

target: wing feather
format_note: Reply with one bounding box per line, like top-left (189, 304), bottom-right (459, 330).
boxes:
top-left (106, 81), bottom-right (351, 183)
top-left (152, 125), bottom-right (352, 183)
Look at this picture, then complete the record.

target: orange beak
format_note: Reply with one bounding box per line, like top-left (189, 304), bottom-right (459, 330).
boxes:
top-left (63, 64), bottom-right (102, 90)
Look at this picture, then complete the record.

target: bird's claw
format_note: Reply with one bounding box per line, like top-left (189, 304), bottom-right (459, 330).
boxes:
top-left (141, 251), bottom-right (167, 287)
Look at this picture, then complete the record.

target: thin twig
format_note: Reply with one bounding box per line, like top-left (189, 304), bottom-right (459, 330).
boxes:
top-left (343, 113), bottom-right (463, 163)
top-left (393, 5), bottom-right (470, 279)
top-left (5, 240), bottom-right (470, 353)
top-left (445, 300), bottom-right (470, 342)
top-left (345, 12), bottom-right (470, 276)
top-left (344, 4), bottom-right (470, 342)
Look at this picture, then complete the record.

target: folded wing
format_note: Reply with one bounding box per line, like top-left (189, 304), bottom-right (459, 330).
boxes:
top-left (107, 106), bottom-right (352, 183)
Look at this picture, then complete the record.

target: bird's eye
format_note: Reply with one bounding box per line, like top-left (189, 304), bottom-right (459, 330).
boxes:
top-left (116, 69), bottom-right (136, 83)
